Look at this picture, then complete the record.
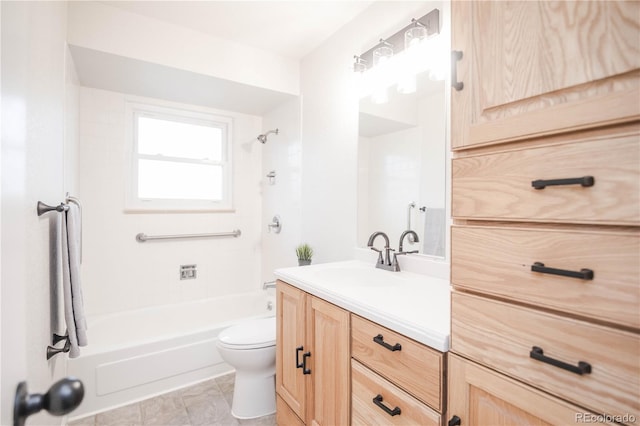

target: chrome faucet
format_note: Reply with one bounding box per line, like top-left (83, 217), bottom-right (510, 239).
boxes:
top-left (398, 230), bottom-right (420, 253)
top-left (390, 230), bottom-right (420, 272)
top-left (367, 231), bottom-right (395, 271)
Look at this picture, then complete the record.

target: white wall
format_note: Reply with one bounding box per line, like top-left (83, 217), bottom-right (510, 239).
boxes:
top-left (1, 2), bottom-right (77, 424)
top-left (67, 1), bottom-right (299, 96)
top-left (300, 1), bottom-right (443, 263)
top-left (78, 88), bottom-right (263, 317)
top-left (261, 98), bottom-right (303, 279)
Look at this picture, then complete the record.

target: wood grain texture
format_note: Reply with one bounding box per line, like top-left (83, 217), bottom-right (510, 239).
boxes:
top-left (277, 394), bottom-right (304, 426)
top-left (452, 133), bottom-right (640, 224)
top-left (351, 360), bottom-right (441, 426)
top-left (351, 315), bottom-right (443, 412)
top-left (451, 292), bottom-right (640, 422)
top-left (276, 281), bottom-right (307, 421)
top-left (447, 354), bottom-right (617, 426)
top-left (306, 296), bottom-right (350, 426)
top-left (451, 225), bottom-right (640, 328)
top-left (452, 1), bottom-right (640, 149)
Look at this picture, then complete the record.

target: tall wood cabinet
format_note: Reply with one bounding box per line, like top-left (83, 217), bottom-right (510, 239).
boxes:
top-left (275, 280), bottom-right (350, 426)
top-left (449, 1), bottom-right (640, 425)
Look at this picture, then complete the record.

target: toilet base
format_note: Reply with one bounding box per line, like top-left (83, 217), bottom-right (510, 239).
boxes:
top-left (230, 371), bottom-right (276, 419)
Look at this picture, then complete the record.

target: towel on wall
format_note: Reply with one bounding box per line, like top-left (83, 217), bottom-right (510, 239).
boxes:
top-left (61, 203), bottom-right (87, 358)
top-left (422, 208), bottom-right (446, 257)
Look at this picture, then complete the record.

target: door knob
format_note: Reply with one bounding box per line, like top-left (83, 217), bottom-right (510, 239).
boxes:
top-left (14, 377), bottom-right (84, 426)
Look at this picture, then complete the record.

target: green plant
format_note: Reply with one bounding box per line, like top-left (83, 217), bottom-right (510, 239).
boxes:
top-left (295, 243), bottom-right (313, 261)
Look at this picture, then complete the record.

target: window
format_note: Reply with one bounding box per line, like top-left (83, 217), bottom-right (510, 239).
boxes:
top-left (127, 103), bottom-right (232, 211)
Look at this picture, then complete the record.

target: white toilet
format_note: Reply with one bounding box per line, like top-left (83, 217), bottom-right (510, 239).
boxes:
top-left (217, 316), bottom-right (277, 419)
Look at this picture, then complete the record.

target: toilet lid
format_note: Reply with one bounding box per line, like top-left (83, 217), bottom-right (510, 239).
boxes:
top-left (218, 317), bottom-right (276, 349)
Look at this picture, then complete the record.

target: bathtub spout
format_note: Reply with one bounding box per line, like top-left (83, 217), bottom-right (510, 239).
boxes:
top-left (262, 281), bottom-right (276, 290)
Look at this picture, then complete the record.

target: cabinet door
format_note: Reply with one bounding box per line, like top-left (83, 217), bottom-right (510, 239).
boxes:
top-left (306, 296), bottom-right (350, 426)
top-left (451, 1), bottom-right (640, 149)
top-left (447, 354), bottom-right (616, 426)
top-left (276, 281), bottom-right (307, 421)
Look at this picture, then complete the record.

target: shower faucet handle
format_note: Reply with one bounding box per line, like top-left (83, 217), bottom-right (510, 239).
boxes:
top-left (267, 216), bottom-right (282, 234)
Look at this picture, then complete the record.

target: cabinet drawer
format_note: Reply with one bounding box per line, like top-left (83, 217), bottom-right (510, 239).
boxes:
top-left (451, 292), bottom-right (640, 421)
top-left (351, 315), bottom-right (443, 411)
top-left (352, 360), bottom-right (440, 426)
top-left (451, 226), bottom-right (640, 328)
top-left (452, 132), bottom-right (640, 225)
top-left (448, 354), bottom-right (618, 425)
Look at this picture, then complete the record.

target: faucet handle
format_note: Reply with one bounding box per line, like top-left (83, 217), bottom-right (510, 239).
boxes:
top-left (370, 247), bottom-right (384, 264)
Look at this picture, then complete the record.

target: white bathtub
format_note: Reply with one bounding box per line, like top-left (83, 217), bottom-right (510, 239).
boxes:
top-left (68, 291), bottom-right (275, 419)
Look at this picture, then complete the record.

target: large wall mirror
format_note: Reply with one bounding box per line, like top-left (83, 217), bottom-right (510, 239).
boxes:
top-left (357, 7), bottom-right (448, 259)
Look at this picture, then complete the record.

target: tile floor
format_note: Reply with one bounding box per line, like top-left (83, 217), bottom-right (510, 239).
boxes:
top-left (68, 373), bottom-right (276, 426)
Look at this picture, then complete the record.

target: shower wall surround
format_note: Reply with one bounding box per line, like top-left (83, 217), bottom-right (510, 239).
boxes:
top-left (78, 88), bottom-right (264, 317)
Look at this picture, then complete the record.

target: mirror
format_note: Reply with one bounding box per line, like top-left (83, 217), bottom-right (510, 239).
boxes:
top-left (357, 65), bottom-right (446, 258)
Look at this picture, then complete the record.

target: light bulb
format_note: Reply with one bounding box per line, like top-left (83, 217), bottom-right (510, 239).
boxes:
top-left (405, 25), bottom-right (427, 50)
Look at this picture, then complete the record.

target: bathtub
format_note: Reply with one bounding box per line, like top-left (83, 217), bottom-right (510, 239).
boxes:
top-left (68, 291), bottom-right (275, 419)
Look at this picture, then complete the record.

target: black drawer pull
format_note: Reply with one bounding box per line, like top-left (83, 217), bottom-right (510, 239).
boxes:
top-left (530, 346), bottom-right (591, 375)
top-left (302, 352), bottom-right (311, 375)
top-left (531, 262), bottom-right (594, 280)
top-left (372, 395), bottom-right (401, 416)
top-left (295, 346), bottom-right (304, 369)
top-left (531, 176), bottom-right (594, 190)
top-left (373, 334), bottom-right (402, 352)
top-left (448, 415), bottom-right (462, 426)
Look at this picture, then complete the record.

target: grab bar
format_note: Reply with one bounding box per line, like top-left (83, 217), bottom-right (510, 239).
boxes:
top-left (136, 230), bottom-right (242, 242)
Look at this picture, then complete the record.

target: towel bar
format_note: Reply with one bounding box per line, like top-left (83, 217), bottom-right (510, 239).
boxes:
top-left (37, 201), bottom-right (68, 216)
top-left (136, 230), bottom-right (242, 242)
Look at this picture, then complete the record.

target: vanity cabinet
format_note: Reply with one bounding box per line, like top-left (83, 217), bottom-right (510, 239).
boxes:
top-left (449, 1), bottom-right (640, 424)
top-left (275, 280), bottom-right (350, 426)
top-left (351, 315), bottom-right (444, 425)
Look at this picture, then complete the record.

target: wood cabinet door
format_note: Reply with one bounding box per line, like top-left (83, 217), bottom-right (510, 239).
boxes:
top-left (451, 1), bottom-right (640, 149)
top-left (276, 281), bottom-right (307, 421)
top-left (306, 296), bottom-right (350, 426)
top-left (447, 354), bottom-right (617, 426)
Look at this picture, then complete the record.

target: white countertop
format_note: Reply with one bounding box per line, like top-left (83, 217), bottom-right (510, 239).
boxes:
top-left (274, 260), bottom-right (451, 352)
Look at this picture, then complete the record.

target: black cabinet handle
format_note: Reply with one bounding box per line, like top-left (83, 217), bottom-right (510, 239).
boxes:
top-left (531, 176), bottom-right (594, 190)
top-left (302, 352), bottom-right (311, 375)
top-left (295, 346), bottom-right (304, 369)
top-left (372, 395), bottom-right (401, 416)
top-left (448, 415), bottom-right (462, 426)
top-left (531, 262), bottom-right (594, 280)
top-left (451, 50), bottom-right (464, 91)
top-left (373, 334), bottom-right (402, 352)
top-left (530, 346), bottom-right (591, 375)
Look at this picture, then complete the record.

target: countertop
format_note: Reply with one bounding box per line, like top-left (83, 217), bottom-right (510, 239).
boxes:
top-left (274, 260), bottom-right (451, 352)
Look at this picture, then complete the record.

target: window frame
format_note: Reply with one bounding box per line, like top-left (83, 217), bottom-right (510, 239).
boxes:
top-left (125, 102), bottom-right (233, 212)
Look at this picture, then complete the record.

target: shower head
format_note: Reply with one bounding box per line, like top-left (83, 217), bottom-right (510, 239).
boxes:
top-left (257, 128), bottom-right (279, 144)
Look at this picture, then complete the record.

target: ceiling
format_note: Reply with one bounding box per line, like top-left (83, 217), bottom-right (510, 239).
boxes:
top-left (101, 1), bottom-right (374, 59)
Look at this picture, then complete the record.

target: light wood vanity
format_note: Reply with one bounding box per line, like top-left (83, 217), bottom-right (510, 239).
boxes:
top-left (448, 1), bottom-right (639, 424)
top-left (275, 268), bottom-right (449, 426)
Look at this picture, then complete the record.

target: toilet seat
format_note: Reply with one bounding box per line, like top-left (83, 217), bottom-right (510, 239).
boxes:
top-left (218, 317), bottom-right (276, 350)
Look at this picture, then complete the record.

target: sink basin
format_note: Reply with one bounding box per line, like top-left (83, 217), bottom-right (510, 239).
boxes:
top-left (274, 260), bottom-right (451, 351)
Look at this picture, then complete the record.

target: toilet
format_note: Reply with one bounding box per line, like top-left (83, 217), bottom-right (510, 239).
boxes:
top-left (216, 316), bottom-right (276, 419)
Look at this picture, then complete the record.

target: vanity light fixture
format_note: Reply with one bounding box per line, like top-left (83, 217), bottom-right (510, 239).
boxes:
top-left (353, 55), bottom-right (367, 73)
top-left (405, 18), bottom-right (428, 50)
top-left (373, 39), bottom-right (394, 66)
top-left (354, 9), bottom-right (441, 101)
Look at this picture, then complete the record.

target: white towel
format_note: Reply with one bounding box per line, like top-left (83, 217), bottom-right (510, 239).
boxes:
top-left (422, 208), bottom-right (446, 257)
top-left (61, 203), bottom-right (87, 358)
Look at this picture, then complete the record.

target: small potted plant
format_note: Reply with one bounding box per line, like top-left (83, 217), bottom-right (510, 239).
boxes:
top-left (295, 243), bottom-right (313, 266)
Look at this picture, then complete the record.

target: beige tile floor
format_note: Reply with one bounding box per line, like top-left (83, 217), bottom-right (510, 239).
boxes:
top-left (68, 373), bottom-right (276, 426)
